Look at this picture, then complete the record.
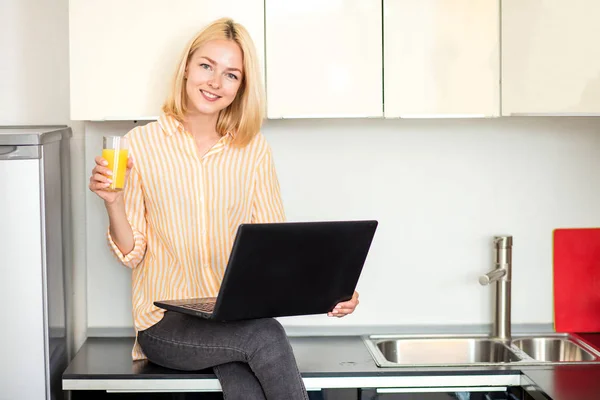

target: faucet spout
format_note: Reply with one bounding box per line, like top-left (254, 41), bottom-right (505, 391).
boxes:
top-left (479, 268), bottom-right (506, 285)
top-left (479, 235), bottom-right (512, 341)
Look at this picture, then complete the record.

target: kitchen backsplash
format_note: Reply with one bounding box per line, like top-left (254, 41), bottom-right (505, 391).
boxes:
top-left (85, 116), bottom-right (600, 331)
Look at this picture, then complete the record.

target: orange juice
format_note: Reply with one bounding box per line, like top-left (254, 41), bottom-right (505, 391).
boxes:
top-left (102, 148), bottom-right (128, 191)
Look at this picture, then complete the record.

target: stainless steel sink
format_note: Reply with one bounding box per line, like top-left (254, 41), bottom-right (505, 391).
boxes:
top-left (364, 238), bottom-right (600, 369)
top-left (364, 333), bottom-right (600, 367)
top-left (511, 335), bottom-right (600, 362)
top-left (364, 335), bottom-right (522, 367)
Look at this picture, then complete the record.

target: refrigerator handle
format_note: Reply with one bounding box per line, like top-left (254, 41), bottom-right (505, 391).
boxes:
top-left (0, 145), bottom-right (40, 160)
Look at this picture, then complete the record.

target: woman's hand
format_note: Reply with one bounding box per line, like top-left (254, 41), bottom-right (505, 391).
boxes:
top-left (89, 156), bottom-right (133, 204)
top-left (328, 291), bottom-right (359, 318)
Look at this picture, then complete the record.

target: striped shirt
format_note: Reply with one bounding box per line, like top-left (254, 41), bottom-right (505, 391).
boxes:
top-left (107, 114), bottom-right (286, 360)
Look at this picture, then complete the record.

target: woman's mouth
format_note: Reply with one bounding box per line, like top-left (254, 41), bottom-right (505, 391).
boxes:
top-left (201, 89), bottom-right (221, 102)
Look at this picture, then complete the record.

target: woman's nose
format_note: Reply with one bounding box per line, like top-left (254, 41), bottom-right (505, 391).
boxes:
top-left (208, 76), bottom-right (221, 89)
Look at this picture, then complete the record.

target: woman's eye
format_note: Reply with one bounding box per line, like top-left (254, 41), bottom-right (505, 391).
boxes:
top-left (200, 63), bottom-right (211, 70)
top-left (226, 73), bottom-right (238, 80)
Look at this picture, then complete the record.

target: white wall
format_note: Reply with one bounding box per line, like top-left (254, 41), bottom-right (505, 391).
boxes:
top-left (85, 116), bottom-right (600, 331)
top-left (0, 0), bottom-right (69, 124)
top-left (0, 0), bottom-right (87, 350)
top-left (4, 0), bottom-right (600, 339)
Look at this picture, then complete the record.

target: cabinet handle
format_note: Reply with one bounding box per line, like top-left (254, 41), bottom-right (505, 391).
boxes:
top-left (0, 146), bottom-right (17, 155)
top-left (376, 386), bottom-right (507, 393)
top-left (0, 145), bottom-right (40, 160)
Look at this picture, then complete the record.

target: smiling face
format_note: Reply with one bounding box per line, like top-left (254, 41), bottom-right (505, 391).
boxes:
top-left (184, 39), bottom-right (244, 116)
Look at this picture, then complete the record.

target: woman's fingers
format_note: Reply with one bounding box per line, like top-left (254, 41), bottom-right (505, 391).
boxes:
top-left (330, 305), bottom-right (355, 317)
top-left (328, 291), bottom-right (360, 318)
top-left (95, 156), bottom-right (108, 166)
top-left (89, 179), bottom-right (110, 191)
top-left (89, 164), bottom-right (113, 193)
top-left (92, 165), bottom-right (112, 177)
top-left (89, 155), bottom-right (124, 203)
top-left (93, 173), bottom-right (112, 184)
top-left (90, 156), bottom-right (114, 193)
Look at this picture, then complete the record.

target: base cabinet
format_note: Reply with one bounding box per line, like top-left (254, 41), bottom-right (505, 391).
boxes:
top-left (69, 387), bottom-right (549, 400)
top-left (358, 387), bottom-right (548, 400)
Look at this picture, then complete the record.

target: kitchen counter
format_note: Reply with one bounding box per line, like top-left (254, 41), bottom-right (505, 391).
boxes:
top-left (521, 333), bottom-right (600, 400)
top-left (63, 335), bottom-right (600, 399)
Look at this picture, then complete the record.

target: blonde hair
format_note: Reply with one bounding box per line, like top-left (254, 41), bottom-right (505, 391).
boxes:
top-left (162, 18), bottom-right (265, 147)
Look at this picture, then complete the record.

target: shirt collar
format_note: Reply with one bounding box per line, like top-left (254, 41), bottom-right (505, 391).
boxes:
top-left (221, 131), bottom-right (234, 146)
top-left (157, 114), bottom-right (183, 137)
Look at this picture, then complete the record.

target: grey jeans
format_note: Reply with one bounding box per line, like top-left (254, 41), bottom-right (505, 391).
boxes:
top-left (137, 312), bottom-right (309, 400)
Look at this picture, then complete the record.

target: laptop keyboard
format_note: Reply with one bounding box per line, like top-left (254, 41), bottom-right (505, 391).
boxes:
top-left (180, 301), bottom-right (215, 314)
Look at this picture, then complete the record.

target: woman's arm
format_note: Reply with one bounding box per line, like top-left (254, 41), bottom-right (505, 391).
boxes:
top-left (106, 163), bottom-right (147, 268)
top-left (106, 200), bottom-right (135, 255)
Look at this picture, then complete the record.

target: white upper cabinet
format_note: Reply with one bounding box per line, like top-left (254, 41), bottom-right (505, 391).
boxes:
top-left (383, 0), bottom-right (500, 118)
top-left (502, 0), bottom-right (600, 115)
top-left (69, 0), bottom-right (264, 120)
top-left (265, 0), bottom-right (383, 118)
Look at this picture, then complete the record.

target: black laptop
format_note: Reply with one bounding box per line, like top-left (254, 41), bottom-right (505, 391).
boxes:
top-left (154, 220), bottom-right (378, 321)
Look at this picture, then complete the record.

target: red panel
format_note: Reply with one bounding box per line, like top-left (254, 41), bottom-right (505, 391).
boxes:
top-left (554, 228), bottom-right (600, 333)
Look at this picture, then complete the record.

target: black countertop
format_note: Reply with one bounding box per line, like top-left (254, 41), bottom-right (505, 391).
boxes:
top-left (63, 336), bottom-right (521, 378)
top-left (521, 333), bottom-right (600, 400)
top-left (524, 367), bottom-right (600, 400)
top-left (63, 335), bottom-right (600, 399)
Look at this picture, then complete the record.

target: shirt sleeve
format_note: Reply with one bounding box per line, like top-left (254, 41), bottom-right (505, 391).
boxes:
top-left (107, 164), bottom-right (147, 268)
top-left (252, 144), bottom-right (286, 223)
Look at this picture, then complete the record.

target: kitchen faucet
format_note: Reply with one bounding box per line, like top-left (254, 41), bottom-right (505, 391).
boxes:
top-left (479, 236), bottom-right (512, 340)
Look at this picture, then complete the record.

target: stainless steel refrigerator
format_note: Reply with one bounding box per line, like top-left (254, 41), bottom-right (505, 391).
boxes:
top-left (0, 126), bottom-right (73, 400)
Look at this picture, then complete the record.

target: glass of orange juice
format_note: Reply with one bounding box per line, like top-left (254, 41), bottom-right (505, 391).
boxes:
top-left (102, 136), bottom-right (129, 191)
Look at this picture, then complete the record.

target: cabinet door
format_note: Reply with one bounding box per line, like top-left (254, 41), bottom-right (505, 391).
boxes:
top-left (69, 0), bottom-right (264, 120)
top-left (502, 0), bottom-right (600, 115)
top-left (265, 0), bottom-right (383, 118)
top-left (384, 0), bottom-right (500, 118)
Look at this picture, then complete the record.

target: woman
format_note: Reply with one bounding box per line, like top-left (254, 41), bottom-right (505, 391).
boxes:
top-left (89, 18), bottom-right (360, 399)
